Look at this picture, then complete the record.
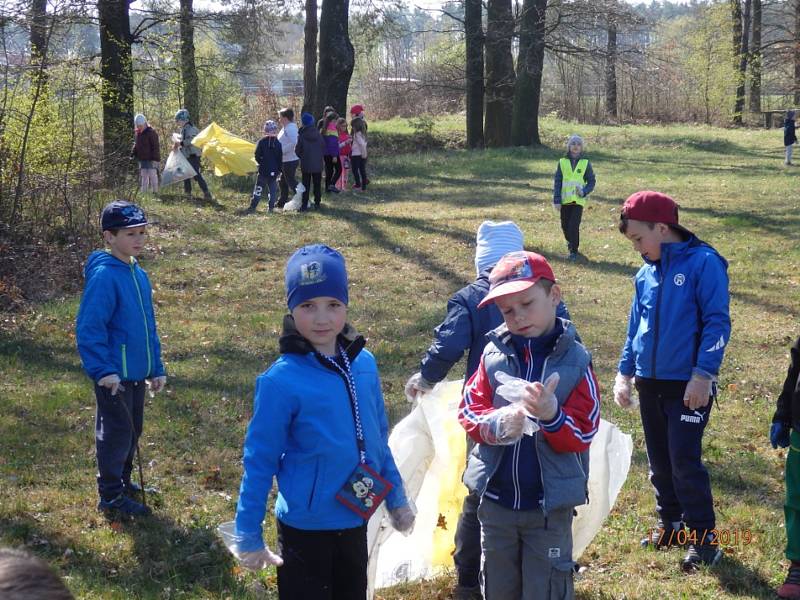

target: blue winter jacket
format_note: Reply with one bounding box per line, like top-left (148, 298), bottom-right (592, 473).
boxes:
top-left (420, 270), bottom-right (574, 384)
top-left (76, 250), bottom-right (165, 382)
top-left (254, 136), bottom-right (283, 178)
top-left (235, 317), bottom-right (408, 551)
top-left (618, 234), bottom-right (730, 380)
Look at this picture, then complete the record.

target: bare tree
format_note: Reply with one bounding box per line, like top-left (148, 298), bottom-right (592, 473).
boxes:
top-left (605, 17), bottom-right (618, 118)
top-left (464, 0), bottom-right (483, 147)
top-left (484, 0), bottom-right (514, 147)
top-left (303, 0), bottom-right (317, 114)
top-left (179, 0), bottom-right (198, 120)
top-left (733, 0), bottom-right (751, 123)
top-left (511, 0), bottom-right (546, 145)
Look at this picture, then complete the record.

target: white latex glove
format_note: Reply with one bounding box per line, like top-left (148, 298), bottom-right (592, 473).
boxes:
top-left (576, 187), bottom-right (585, 197)
top-left (683, 373), bottom-right (713, 410)
top-left (479, 404), bottom-right (526, 445)
top-left (238, 546), bottom-right (284, 571)
top-left (98, 374), bottom-right (123, 396)
top-left (522, 372), bottom-right (559, 421)
top-left (613, 372), bottom-right (634, 408)
top-left (552, 203), bottom-right (560, 214)
top-left (148, 376), bottom-right (167, 393)
top-left (404, 372), bottom-right (434, 403)
top-left (388, 505), bottom-right (416, 534)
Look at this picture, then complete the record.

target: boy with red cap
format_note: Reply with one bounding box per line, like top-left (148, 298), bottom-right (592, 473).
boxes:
top-left (458, 251), bottom-right (600, 599)
top-left (614, 190), bottom-right (731, 572)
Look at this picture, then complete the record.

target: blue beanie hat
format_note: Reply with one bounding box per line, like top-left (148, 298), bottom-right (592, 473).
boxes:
top-left (301, 112), bottom-right (315, 127)
top-left (285, 244), bottom-right (349, 311)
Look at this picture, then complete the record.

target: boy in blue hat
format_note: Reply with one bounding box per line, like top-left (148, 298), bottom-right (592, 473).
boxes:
top-left (76, 200), bottom-right (167, 518)
top-left (233, 244), bottom-right (415, 598)
top-left (295, 112), bottom-right (325, 210)
top-left (245, 120), bottom-right (283, 214)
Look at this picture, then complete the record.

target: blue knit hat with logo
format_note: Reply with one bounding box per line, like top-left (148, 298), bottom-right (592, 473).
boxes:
top-left (285, 244), bottom-right (349, 310)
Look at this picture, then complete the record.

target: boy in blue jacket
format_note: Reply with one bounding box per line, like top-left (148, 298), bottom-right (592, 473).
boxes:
top-left (76, 200), bottom-right (167, 518)
top-left (233, 244), bottom-right (415, 599)
top-left (246, 120), bottom-right (283, 214)
top-left (614, 190), bottom-right (731, 572)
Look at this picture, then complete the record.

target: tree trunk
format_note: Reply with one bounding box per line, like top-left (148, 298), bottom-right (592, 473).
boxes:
top-left (605, 20), bottom-right (618, 119)
top-left (749, 0), bottom-right (761, 113)
top-left (464, 0), bottom-right (484, 148)
top-left (314, 0), bottom-right (354, 117)
top-left (484, 0), bottom-right (515, 147)
top-left (731, 0), bottom-right (742, 116)
top-left (179, 0), bottom-right (199, 122)
top-left (29, 0), bottom-right (47, 62)
top-left (733, 0), bottom-right (751, 124)
top-left (98, 0), bottom-right (134, 182)
top-left (511, 0), bottom-right (546, 146)
top-left (303, 0), bottom-right (317, 115)
top-left (795, 0), bottom-right (800, 105)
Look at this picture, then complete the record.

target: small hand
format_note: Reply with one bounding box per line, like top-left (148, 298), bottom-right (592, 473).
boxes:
top-left (522, 372), bottom-right (560, 421)
top-left (683, 374), bottom-right (712, 410)
top-left (238, 546), bottom-right (284, 571)
top-left (770, 422), bottom-right (791, 449)
top-left (98, 374), bottom-right (123, 396)
top-left (613, 372), bottom-right (634, 408)
top-left (404, 372), bottom-right (433, 403)
top-left (552, 203), bottom-right (560, 214)
top-left (389, 505), bottom-right (416, 533)
top-left (148, 376), bottom-right (167, 393)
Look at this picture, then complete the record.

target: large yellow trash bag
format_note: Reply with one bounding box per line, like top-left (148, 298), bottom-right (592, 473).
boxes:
top-left (190, 122), bottom-right (258, 176)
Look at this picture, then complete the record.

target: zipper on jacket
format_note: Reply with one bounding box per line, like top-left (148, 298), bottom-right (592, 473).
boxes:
top-left (130, 263), bottom-right (152, 377)
top-left (536, 356), bottom-right (550, 516)
top-left (650, 266), bottom-right (664, 378)
top-left (121, 344), bottom-right (128, 380)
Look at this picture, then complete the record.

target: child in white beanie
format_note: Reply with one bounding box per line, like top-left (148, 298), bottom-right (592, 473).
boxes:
top-left (131, 114), bottom-right (160, 194)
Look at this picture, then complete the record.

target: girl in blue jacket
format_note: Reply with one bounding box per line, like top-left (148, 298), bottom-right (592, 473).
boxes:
top-left (233, 244), bottom-right (414, 599)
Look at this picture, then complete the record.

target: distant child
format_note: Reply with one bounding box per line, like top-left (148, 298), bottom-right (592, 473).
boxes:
top-left (614, 190), bottom-right (730, 572)
top-left (246, 120), bottom-right (283, 214)
top-left (350, 104), bottom-right (368, 133)
top-left (785, 110), bottom-right (797, 166)
top-left (277, 108), bottom-right (299, 209)
top-left (295, 112), bottom-right (325, 211)
top-left (351, 116), bottom-right (368, 192)
top-left (76, 200), bottom-right (167, 518)
top-left (771, 335), bottom-right (800, 599)
top-left (232, 244), bottom-right (415, 599)
top-left (0, 547), bottom-right (74, 600)
top-left (173, 108), bottom-right (213, 202)
top-left (132, 114), bottom-right (160, 194)
top-left (458, 251), bottom-right (600, 599)
top-left (336, 117), bottom-right (352, 191)
top-left (321, 111), bottom-right (341, 193)
top-left (553, 134), bottom-right (596, 261)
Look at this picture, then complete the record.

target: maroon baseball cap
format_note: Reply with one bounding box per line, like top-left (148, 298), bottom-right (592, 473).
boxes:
top-left (620, 191), bottom-right (692, 234)
top-left (478, 251), bottom-right (556, 309)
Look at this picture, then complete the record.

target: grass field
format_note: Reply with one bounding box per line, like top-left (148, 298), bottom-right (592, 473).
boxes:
top-left (1, 116), bottom-right (799, 599)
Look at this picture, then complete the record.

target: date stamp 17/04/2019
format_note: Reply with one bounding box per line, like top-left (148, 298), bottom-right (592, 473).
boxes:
top-left (647, 528), bottom-right (753, 548)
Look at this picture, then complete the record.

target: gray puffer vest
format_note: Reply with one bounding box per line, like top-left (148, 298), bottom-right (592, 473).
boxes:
top-left (462, 318), bottom-right (592, 515)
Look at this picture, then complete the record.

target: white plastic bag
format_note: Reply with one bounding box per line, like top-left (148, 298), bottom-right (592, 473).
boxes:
top-left (161, 149), bottom-right (197, 187)
top-left (282, 182), bottom-right (305, 211)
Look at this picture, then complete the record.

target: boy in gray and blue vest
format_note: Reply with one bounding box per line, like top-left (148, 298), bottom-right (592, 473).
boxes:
top-left (458, 251), bottom-right (600, 600)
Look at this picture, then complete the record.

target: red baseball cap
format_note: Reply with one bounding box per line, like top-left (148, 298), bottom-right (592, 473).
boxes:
top-left (621, 191), bottom-right (692, 235)
top-left (350, 104), bottom-right (364, 116)
top-left (478, 251), bottom-right (556, 309)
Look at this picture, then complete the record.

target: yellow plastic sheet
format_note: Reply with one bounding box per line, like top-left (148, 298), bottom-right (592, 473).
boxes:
top-left (190, 122), bottom-right (258, 176)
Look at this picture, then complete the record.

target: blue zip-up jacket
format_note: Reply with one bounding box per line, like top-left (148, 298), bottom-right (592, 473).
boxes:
top-left (553, 153), bottom-right (596, 205)
top-left (420, 269), bottom-right (574, 384)
top-left (785, 118), bottom-right (797, 147)
top-left (76, 250), bottom-right (165, 382)
top-left (235, 317), bottom-right (408, 551)
top-left (618, 234), bottom-right (730, 380)
top-left (254, 136), bottom-right (283, 178)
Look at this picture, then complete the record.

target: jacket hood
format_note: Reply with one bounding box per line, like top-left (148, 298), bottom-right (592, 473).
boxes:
top-left (643, 233), bottom-right (728, 270)
top-left (84, 250), bottom-right (131, 280)
top-left (279, 314), bottom-right (366, 362)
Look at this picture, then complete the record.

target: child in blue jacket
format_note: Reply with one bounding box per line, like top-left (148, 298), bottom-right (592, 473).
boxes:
top-left (614, 190), bottom-right (730, 572)
top-left (233, 244), bottom-right (414, 599)
top-left (785, 110), bottom-right (797, 166)
top-left (553, 134), bottom-right (596, 261)
top-left (246, 120), bottom-right (283, 214)
top-left (76, 200), bottom-right (167, 518)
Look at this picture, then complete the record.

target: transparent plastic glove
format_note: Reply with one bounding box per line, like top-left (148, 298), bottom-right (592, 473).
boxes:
top-left (494, 371), bottom-right (539, 436)
top-left (770, 422), bottom-right (791, 449)
top-left (683, 373), bottom-right (712, 410)
top-left (576, 187), bottom-right (585, 198)
top-left (388, 504), bottom-right (416, 535)
top-left (98, 374), bottom-right (122, 396)
top-left (479, 404), bottom-right (527, 445)
top-left (552, 203), bottom-right (560, 214)
top-left (613, 372), bottom-right (637, 408)
top-left (404, 372), bottom-right (434, 403)
top-left (522, 372), bottom-right (560, 421)
top-left (148, 376), bottom-right (167, 394)
top-left (217, 521), bottom-right (283, 570)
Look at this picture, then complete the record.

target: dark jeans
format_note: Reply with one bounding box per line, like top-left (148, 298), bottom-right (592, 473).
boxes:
top-left (183, 154), bottom-right (210, 195)
top-left (324, 155), bottom-right (342, 190)
top-left (276, 520), bottom-right (367, 600)
top-left (278, 159), bottom-right (299, 206)
top-left (95, 381), bottom-right (145, 501)
top-left (453, 488), bottom-right (482, 588)
top-left (301, 171), bottom-right (322, 209)
top-left (559, 203), bottom-right (583, 254)
top-left (351, 155), bottom-right (367, 189)
top-left (636, 377), bottom-right (716, 532)
top-left (250, 174), bottom-right (278, 211)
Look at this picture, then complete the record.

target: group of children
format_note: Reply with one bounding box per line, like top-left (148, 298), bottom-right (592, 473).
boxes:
top-left (246, 104), bottom-right (369, 214)
top-left (69, 156), bottom-right (798, 597)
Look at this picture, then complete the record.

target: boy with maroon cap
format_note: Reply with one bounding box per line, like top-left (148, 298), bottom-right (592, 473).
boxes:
top-left (614, 190), bottom-right (730, 572)
top-left (458, 251), bottom-right (600, 599)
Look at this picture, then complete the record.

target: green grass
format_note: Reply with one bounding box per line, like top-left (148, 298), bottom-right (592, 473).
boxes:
top-left (2, 117), bottom-right (799, 598)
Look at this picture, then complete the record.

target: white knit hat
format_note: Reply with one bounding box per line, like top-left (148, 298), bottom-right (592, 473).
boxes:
top-left (474, 220), bottom-right (525, 276)
top-left (566, 134), bottom-right (584, 150)
top-left (134, 113), bottom-right (147, 127)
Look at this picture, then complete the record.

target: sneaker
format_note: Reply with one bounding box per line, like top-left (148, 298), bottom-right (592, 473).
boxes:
top-left (568, 252), bottom-right (578, 262)
top-left (123, 480), bottom-right (142, 499)
top-left (681, 533), bottom-right (722, 572)
top-left (98, 494), bottom-right (151, 518)
top-left (778, 561), bottom-right (800, 599)
top-left (453, 584), bottom-right (482, 600)
top-left (353, 185), bottom-right (361, 191)
top-left (641, 520), bottom-right (685, 550)
top-left (203, 191), bottom-right (215, 202)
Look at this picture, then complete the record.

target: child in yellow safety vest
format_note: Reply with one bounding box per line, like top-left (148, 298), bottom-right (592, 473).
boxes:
top-left (552, 134), bottom-right (596, 261)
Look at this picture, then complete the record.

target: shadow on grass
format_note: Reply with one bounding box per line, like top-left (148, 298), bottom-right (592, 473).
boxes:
top-left (0, 331), bottom-right (82, 378)
top-left (714, 554), bottom-right (776, 598)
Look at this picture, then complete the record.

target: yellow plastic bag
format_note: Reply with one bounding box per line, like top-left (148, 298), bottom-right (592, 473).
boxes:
top-left (190, 122), bottom-right (258, 176)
